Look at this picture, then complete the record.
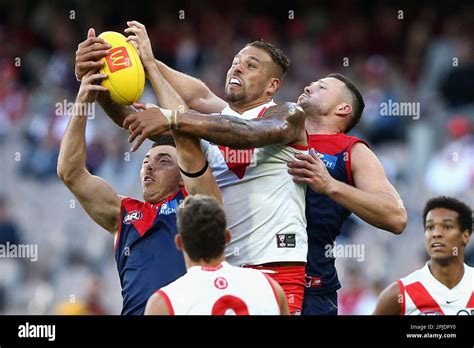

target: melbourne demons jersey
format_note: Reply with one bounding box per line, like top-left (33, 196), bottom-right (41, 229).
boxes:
top-left (305, 133), bottom-right (368, 293)
top-left (201, 101), bottom-right (308, 266)
top-left (398, 263), bottom-right (474, 315)
top-left (114, 190), bottom-right (187, 315)
top-left (158, 261), bottom-right (281, 315)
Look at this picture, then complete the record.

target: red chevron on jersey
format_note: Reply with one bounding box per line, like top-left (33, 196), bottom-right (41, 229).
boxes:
top-left (217, 107), bottom-right (267, 179)
top-left (466, 292), bottom-right (474, 308)
top-left (217, 146), bottom-right (255, 179)
top-left (405, 281), bottom-right (445, 314)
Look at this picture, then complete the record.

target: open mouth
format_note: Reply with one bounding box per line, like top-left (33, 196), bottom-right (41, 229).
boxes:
top-left (144, 176), bottom-right (155, 183)
top-left (431, 242), bottom-right (445, 249)
top-left (228, 77), bottom-right (242, 87)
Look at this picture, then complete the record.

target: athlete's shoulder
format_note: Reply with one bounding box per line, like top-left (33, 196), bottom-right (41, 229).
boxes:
top-left (374, 281), bottom-right (402, 315)
top-left (400, 264), bottom-right (429, 285)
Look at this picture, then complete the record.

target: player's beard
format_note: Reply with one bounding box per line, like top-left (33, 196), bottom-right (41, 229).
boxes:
top-left (224, 86), bottom-right (248, 105)
top-left (299, 98), bottom-right (323, 118)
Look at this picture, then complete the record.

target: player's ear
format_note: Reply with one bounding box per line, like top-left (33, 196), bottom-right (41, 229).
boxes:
top-left (461, 229), bottom-right (470, 247)
top-left (175, 234), bottom-right (184, 251)
top-left (334, 102), bottom-right (352, 117)
top-left (267, 77), bottom-right (280, 96)
top-left (225, 229), bottom-right (232, 245)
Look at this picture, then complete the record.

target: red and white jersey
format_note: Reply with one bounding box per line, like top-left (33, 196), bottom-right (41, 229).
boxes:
top-left (157, 262), bottom-right (281, 315)
top-left (398, 263), bottom-right (474, 315)
top-left (201, 101), bottom-right (308, 266)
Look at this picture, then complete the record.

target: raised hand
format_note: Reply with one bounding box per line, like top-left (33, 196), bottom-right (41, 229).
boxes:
top-left (75, 28), bottom-right (112, 81)
top-left (124, 20), bottom-right (156, 70)
top-left (123, 105), bottom-right (172, 152)
top-left (76, 70), bottom-right (108, 104)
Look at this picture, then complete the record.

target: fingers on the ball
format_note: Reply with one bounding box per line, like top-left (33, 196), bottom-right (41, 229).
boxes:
top-left (84, 50), bottom-right (109, 61)
top-left (87, 61), bottom-right (105, 68)
top-left (87, 85), bottom-right (108, 92)
top-left (79, 37), bottom-right (105, 48)
top-left (84, 73), bottom-right (107, 84)
top-left (77, 47), bottom-right (109, 62)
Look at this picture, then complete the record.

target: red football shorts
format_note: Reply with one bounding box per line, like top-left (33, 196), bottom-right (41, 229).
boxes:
top-left (244, 264), bottom-right (305, 315)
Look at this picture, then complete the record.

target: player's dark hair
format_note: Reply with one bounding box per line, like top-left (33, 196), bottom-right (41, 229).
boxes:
top-left (152, 135), bottom-right (176, 148)
top-left (423, 196), bottom-right (472, 235)
top-left (177, 195), bottom-right (227, 262)
top-left (327, 73), bottom-right (365, 133)
top-left (246, 40), bottom-right (290, 78)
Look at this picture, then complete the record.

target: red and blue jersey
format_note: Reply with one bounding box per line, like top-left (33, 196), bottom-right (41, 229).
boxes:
top-left (114, 189), bottom-right (187, 315)
top-left (305, 134), bottom-right (369, 294)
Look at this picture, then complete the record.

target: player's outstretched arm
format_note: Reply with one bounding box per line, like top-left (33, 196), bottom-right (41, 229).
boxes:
top-left (57, 71), bottom-right (121, 234)
top-left (373, 282), bottom-right (402, 315)
top-left (155, 60), bottom-right (226, 113)
top-left (289, 143), bottom-right (407, 234)
top-left (133, 104), bottom-right (222, 204)
top-left (144, 291), bottom-right (170, 315)
top-left (123, 102), bottom-right (307, 152)
top-left (125, 20), bottom-right (225, 113)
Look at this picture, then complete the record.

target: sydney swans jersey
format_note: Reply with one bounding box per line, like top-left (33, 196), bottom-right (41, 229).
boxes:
top-left (398, 263), bottom-right (474, 315)
top-left (158, 262), bottom-right (281, 315)
top-left (201, 101), bottom-right (308, 265)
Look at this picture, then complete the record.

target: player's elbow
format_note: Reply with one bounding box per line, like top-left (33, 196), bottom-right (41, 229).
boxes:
top-left (57, 166), bottom-right (73, 186)
top-left (388, 210), bottom-right (407, 235)
top-left (57, 162), bottom-right (81, 187)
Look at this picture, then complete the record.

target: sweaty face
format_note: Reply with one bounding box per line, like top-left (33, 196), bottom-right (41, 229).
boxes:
top-left (297, 77), bottom-right (347, 117)
top-left (424, 208), bottom-right (469, 262)
top-left (224, 46), bottom-right (275, 107)
top-left (140, 145), bottom-right (182, 203)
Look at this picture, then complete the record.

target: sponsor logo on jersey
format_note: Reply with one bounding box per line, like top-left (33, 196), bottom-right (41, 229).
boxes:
top-left (214, 277), bottom-right (228, 290)
top-left (276, 234), bottom-right (296, 248)
top-left (314, 151), bottom-right (338, 170)
top-left (159, 200), bottom-right (178, 215)
top-left (123, 210), bottom-right (143, 224)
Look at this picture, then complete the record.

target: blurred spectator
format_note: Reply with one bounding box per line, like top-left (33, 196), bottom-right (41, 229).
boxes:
top-left (0, 195), bottom-right (23, 312)
top-left (439, 35), bottom-right (474, 108)
top-left (54, 274), bottom-right (106, 315)
top-left (0, 59), bottom-right (27, 141)
top-left (0, 195), bottom-right (21, 246)
top-left (424, 116), bottom-right (473, 195)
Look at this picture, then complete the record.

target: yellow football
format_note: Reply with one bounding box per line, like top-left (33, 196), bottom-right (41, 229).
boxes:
top-left (98, 31), bottom-right (145, 105)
